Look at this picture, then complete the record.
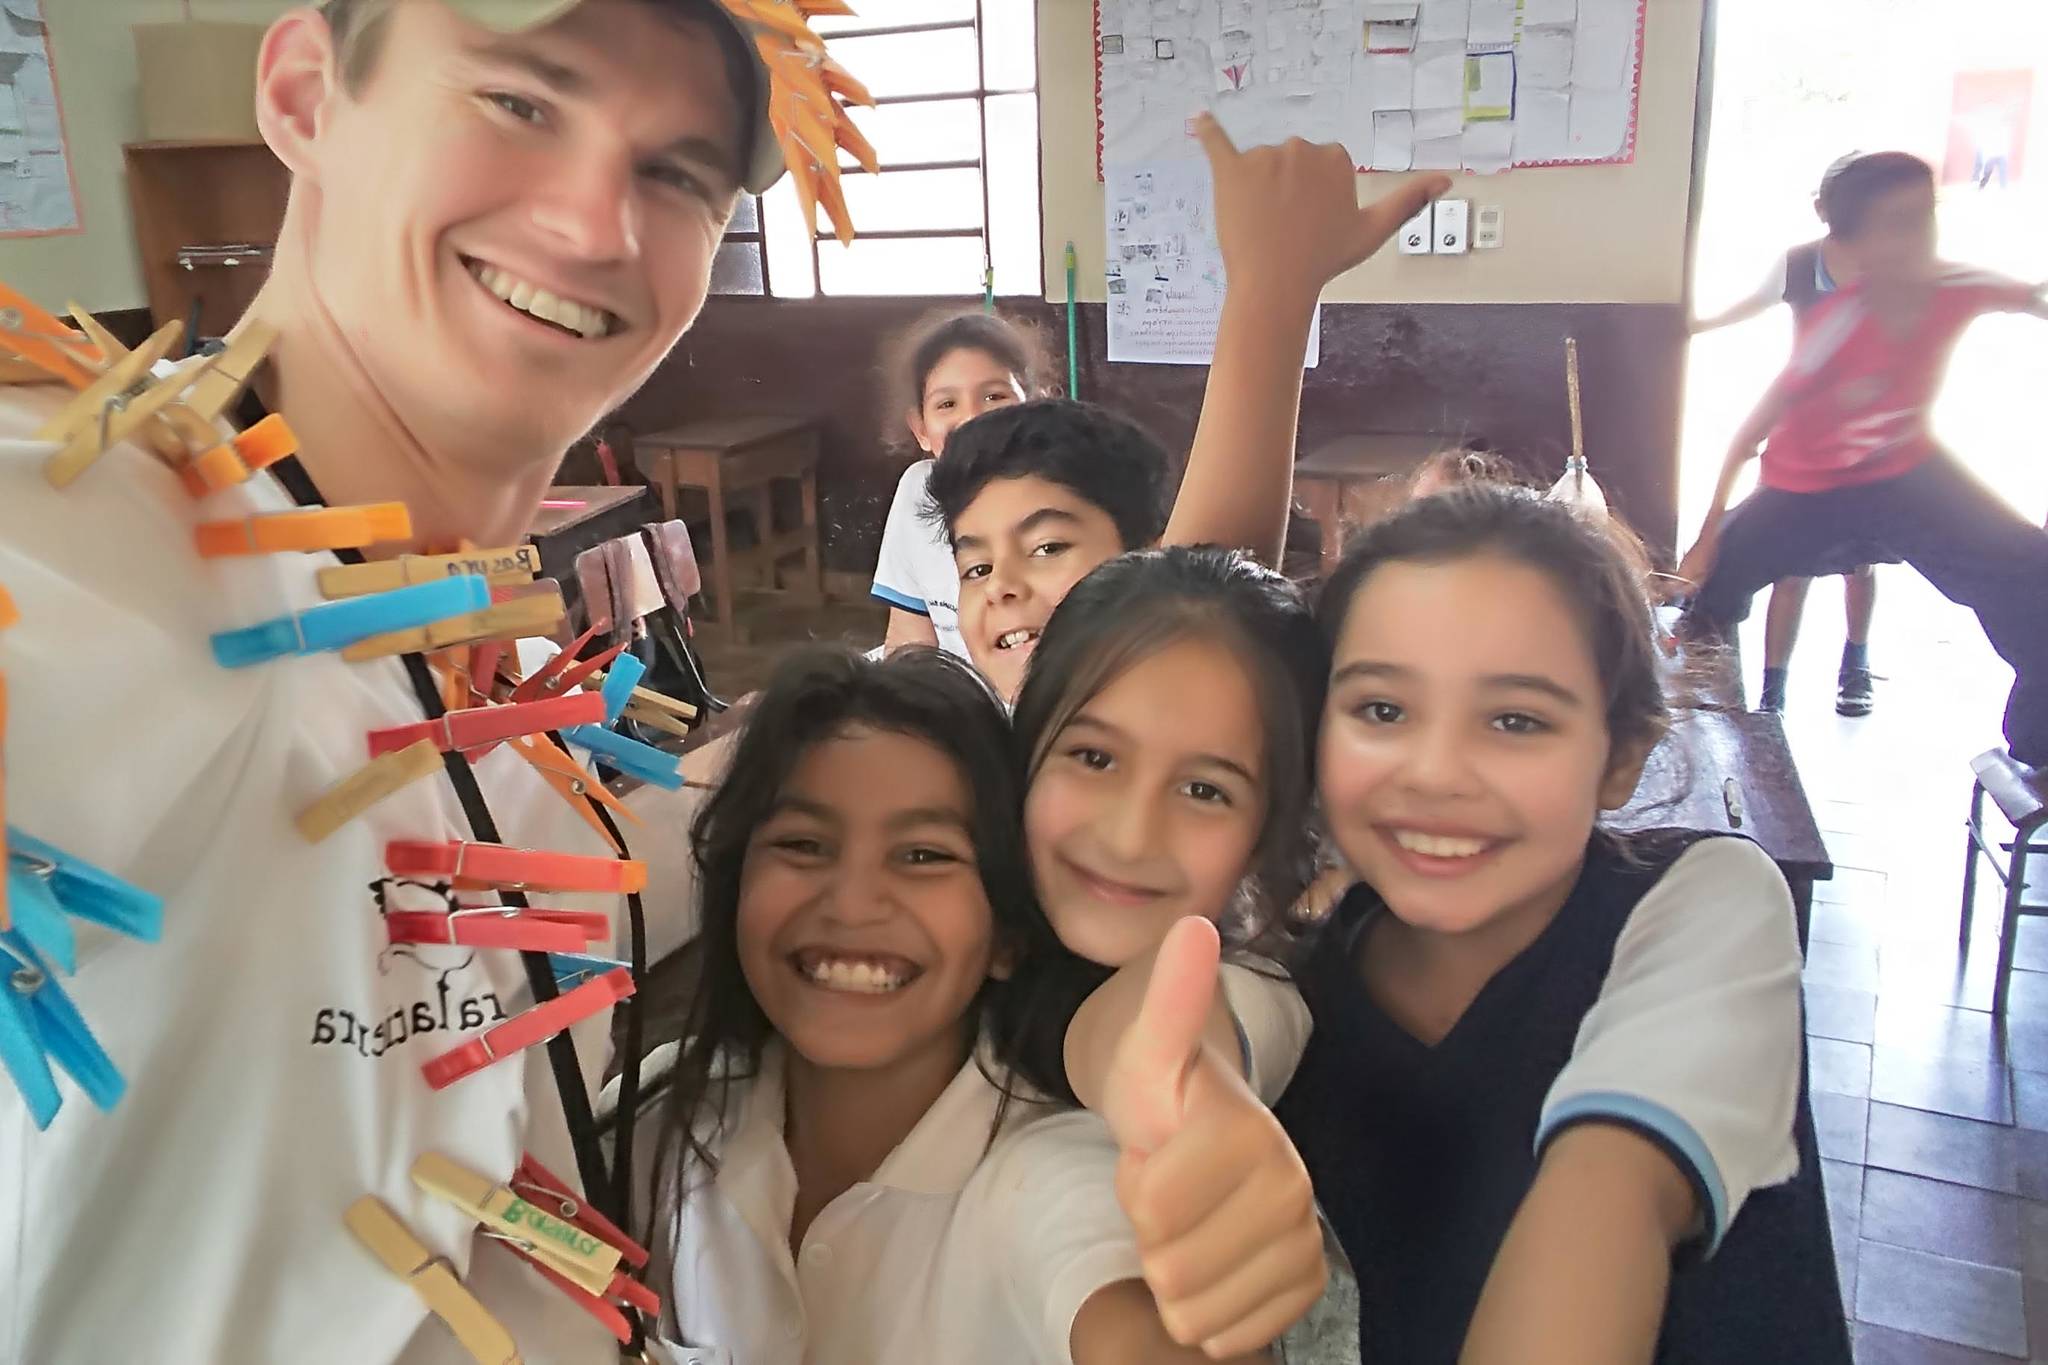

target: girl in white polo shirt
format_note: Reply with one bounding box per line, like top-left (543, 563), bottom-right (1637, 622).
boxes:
top-left (642, 646), bottom-right (1319, 1364)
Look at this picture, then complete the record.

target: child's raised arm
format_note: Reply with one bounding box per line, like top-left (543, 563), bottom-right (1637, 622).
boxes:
top-left (1162, 117), bottom-right (1448, 565)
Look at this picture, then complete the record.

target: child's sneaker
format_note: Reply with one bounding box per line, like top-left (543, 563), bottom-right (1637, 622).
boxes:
top-left (1836, 666), bottom-right (1875, 717)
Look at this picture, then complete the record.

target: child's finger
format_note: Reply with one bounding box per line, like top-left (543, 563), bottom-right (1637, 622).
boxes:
top-left (1122, 1060), bottom-right (1280, 1244)
top-left (1192, 112), bottom-right (1241, 166)
top-left (1139, 1153), bottom-right (1318, 1303)
top-left (1155, 1223), bottom-right (1327, 1354)
top-left (1351, 172), bottom-right (1453, 259)
top-left (1103, 917), bottom-right (1222, 1156)
top-left (1191, 1262), bottom-right (1329, 1361)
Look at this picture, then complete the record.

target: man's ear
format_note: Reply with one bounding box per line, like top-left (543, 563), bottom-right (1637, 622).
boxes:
top-left (254, 10), bottom-right (344, 178)
top-left (1597, 735), bottom-right (1657, 812)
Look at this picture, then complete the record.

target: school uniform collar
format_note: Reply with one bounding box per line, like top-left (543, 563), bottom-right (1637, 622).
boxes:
top-left (719, 1041), bottom-right (1013, 1214)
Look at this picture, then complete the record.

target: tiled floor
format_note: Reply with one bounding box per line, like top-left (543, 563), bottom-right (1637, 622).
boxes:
top-left (1761, 565), bottom-right (2047, 1363)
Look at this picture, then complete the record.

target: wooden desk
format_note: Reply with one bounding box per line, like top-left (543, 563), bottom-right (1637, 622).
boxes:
top-left (1294, 433), bottom-right (1449, 576)
top-left (527, 485), bottom-right (657, 604)
top-left (1613, 708), bottom-right (1834, 944)
top-left (634, 416), bottom-right (823, 632)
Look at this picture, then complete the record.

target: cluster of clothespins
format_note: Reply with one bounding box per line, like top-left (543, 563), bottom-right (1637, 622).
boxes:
top-left (350, 1150), bottom-right (660, 1354)
top-left (725, 0), bottom-right (881, 244)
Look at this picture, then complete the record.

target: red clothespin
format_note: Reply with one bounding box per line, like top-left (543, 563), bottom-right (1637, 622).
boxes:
top-left (366, 692), bottom-right (604, 760)
top-left (514, 1153), bottom-right (650, 1271)
top-left (384, 905), bottom-right (610, 954)
top-left (384, 840), bottom-right (647, 895)
top-left (420, 967), bottom-right (634, 1090)
top-left (507, 627), bottom-right (624, 705)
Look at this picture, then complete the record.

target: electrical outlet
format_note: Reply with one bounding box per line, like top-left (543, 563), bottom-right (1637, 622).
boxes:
top-left (1474, 204), bottom-right (1505, 249)
top-left (1397, 203), bottom-right (1433, 255)
top-left (1434, 198), bottom-right (1470, 254)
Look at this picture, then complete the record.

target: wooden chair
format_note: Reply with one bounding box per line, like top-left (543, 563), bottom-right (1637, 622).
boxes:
top-left (1960, 747), bottom-right (2048, 1015)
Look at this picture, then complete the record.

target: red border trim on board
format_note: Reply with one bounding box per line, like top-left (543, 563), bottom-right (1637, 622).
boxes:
top-left (1092, 0), bottom-right (1647, 179)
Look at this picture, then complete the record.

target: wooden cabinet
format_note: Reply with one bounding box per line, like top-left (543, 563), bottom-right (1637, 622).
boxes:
top-left (123, 139), bottom-right (288, 340)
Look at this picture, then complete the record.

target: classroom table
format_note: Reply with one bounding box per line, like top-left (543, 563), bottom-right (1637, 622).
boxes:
top-left (1293, 433), bottom-right (1452, 575)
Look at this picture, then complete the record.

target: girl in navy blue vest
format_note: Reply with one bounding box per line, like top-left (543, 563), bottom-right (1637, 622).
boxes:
top-left (1277, 486), bottom-right (1851, 1364)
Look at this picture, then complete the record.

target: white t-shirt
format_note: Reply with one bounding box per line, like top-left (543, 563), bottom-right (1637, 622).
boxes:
top-left (664, 1043), bottom-right (1145, 1365)
top-left (0, 392), bottom-right (623, 1364)
top-left (871, 459), bottom-right (969, 660)
top-left (1536, 836), bottom-right (1803, 1246)
top-left (1219, 960), bottom-right (1312, 1103)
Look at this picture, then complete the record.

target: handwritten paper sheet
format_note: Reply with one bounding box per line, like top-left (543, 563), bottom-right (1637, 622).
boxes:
top-left (1104, 160), bottom-right (1321, 368)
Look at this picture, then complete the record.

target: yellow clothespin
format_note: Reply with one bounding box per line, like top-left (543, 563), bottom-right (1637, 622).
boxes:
top-left (410, 1153), bottom-right (622, 1296)
top-left (43, 350), bottom-right (222, 489)
top-left (178, 320), bottom-right (279, 425)
top-left (340, 586), bottom-right (565, 664)
top-left (317, 545), bottom-right (541, 601)
top-left (63, 303), bottom-right (123, 366)
top-left (586, 670), bottom-right (700, 740)
top-left (343, 1196), bottom-right (523, 1365)
top-left (295, 739), bottom-right (444, 844)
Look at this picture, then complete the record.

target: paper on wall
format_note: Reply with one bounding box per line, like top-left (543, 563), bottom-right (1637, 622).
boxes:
top-left (1567, 87), bottom-right (1631, 159)
top-left (1521, 0), bottom-right (1576, 23)
top-left (1365, 52), bottom-right (1414, 110)
top-left (1514, 87), bottom-right (1570, 161)
top-left (1517, 25), bottom-right (1574, 89)
top-left (1414, 105), bottom-right (1465, 140)
top-left (1365, 20), bottom-right (1418, 51)
top-left (1461, 120), bottom-right (1516, 173)
top-left (1465, 51), bottom-right (1515, 120)
top-left (1571, 0), bottom-right (1635, 92)
top-left (1362, 0), bottom-right (1420, 18)
top-left (1104, 159), bottom-right (1322, 367)
top-left (1416, 0), bottom-right (1469, 44)
top-left (1413, 134), bottom-right (1462, 170)
top-left (1411, 41), bottom-right (1465, 110)
top-left (1467, 0), bottom-right (1518, 48)
top-left (1370, 109), bottom-right (1414, 170)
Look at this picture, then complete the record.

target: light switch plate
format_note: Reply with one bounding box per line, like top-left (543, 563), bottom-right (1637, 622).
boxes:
top-left (1397, 203), bottom-right (1434, 255)
top-left (1434, 198), bottom-right (1470, 254)
top-left (1474, 203), bottom-right (1505, 249)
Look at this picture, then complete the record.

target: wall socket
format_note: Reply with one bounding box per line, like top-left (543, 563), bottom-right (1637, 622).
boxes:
top-left (1434, 199), bottom-right (1470, 254)
top-left (1474, 204), bottom-right (1505, 249)
top-left (1397, 203), bottom-right (1434, 255)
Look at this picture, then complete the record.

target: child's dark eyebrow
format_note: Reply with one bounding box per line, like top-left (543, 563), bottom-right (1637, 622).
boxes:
top-left (1330, 659), bottom-right (1411, 686)
top-left (1063, 714), bottom-right (1261, 787)
top-left (884, 807), bottom-right (973, 834)
top-left (1480, 674), bottom-right (1584, 706)
top-left (1013, 508), bottom-right (1084, 537)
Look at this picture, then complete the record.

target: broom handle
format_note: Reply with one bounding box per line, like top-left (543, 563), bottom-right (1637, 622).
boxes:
top-left (1565, 336), bottom-right (1585, 469)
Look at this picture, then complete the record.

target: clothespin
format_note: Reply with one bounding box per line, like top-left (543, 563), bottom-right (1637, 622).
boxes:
top-left (31, 319), bottom-right (182, 443)
top-left (366, 692), bottom-right (603, 760)
top-left (384, 839), bottom-right (647, 895)
top-left (385, 905), bottom-right (610, 955)
top-left (587, 669), bottom-right (699, 740)
top-left (316, 545), bottom-right (540, 601)
top-left (0, 935), bottom-right (124, 1129)
top-left (596, 654), bottom-right (646, 726)
top-left (6, 827), bottom-right (165, 974)
top-left (0, 285), bottom-right (100, 387)
top-left (0, 587), bottom-right (13, 933)
top-left (547, 951), bottom-right (626, 991)
top-left (343, 1196), bottom-right (523, 1365)
top-left (44, 348), bottom-right (222, 488)
top-left (502, 1154), bottom-right (660, 1342)
top-left (194, 502), bottom-right (412, 559)
top-left (562, 724), bottom-right (683, 792)
top-left (417, 966), bottom-right (634, 1091)
top-left (177, 320), bottom-right (279, 425)
top-left (295, 739), bottom-right (444, 844)
top-left (504, 732), bottom-right (638, 856)
top-left (340, 584), bottom-right (565, 664)
top-left (506, 627), bottom-right (623, 705)
top-left (412, 1152), bottom-right (626, 1291)
top-left (179, 414), bottom-right (299, 498)
top-left (210, 575), bottom-right (491, 670)
top-left (62, 302), bottom-right (121, 367)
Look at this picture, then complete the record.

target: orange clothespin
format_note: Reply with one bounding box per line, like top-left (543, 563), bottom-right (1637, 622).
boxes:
top-left (506, 731), bottom-right (639, 856)
top-left (0, 284), bottom-right (100, 388)
top-left (194, 502), bottom-right (412, 559)
top-left (179, 414), bottom-right (299, 498)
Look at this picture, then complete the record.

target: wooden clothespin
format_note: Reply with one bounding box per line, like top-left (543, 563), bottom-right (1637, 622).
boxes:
top-left (586, 669), bottom-right (700, 740)
top-left (31, 319), bottom-right (182, 444)
top-left (294, 739), bottom-right (444, 844)
top-left (43, 348), bottom-right (223, 488)
top-left (340, 584), bottom-right (566, 664)
top-left (343, 1196), bottom-right (523, 1365)
top-left (62, 303), bottom-right (122, 367)
top-left (177, 319), bottom-right (279, 424)
top-left (317, 544), bottom-right (540, 601)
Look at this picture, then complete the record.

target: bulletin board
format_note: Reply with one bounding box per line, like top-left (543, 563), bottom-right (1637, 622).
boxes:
top-left (1094, 0), bottom-right (1647, 179)
top-left (0, 0), bottom-right (81, 238)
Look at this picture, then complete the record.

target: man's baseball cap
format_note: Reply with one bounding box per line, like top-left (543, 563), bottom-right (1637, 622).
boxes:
top-left (444, 0), bottom-right (785, 192)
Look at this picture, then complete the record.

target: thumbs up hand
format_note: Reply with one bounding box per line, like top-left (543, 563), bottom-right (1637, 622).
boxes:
top-left (1195, 112), bottom-right (1450, 307)
top-left (1100, 918), bottom-right (1327, 1358)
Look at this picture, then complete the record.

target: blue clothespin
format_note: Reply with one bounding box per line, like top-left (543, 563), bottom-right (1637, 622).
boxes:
top-left (548, 951), bottom-right (627, 991)
top-left (562, 723), bottom-right (682, 791)
top-left (210, 575), bottom-right (490, 669)
top-left (0, 936), bottom-right (124, 1129)
top-left (6, 828), bottom-right (165, 974)
top-left (599, 653), bottom-right (647, 726)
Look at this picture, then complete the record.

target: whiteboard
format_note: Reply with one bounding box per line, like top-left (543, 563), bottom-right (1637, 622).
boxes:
top-left (1093, 0), bottom-right (1646, 178)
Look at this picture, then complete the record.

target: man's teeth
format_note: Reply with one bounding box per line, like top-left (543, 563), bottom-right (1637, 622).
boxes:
top-left (803, 958), bottom-right (909, 994)
top-left (995, 628), bottom-right (1039, 651)
top-left (471, 263), bottom-right (614, 339)
top-left (1392, 830), bottom-right (1490, 859)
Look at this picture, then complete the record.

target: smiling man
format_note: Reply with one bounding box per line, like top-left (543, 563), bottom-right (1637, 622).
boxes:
top-left (0, 3), bottom-right (864, 1361)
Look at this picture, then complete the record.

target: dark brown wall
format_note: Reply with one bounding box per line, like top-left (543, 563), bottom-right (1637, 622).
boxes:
top-left (616, 294), bottom-right (1690, 574)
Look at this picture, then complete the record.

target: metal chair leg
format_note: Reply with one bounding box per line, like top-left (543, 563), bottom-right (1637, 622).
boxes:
top-left (1993, 839), bottom-right (2030, 1016)
top-left (1962, 780), bottom-right (1986, 946)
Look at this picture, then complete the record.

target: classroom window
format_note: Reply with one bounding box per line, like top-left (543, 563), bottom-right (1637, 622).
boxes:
top-left (716, 0), bottom-right (1041, 299)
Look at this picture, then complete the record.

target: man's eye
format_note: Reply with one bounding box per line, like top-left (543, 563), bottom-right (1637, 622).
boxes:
top-left (485, 92), bottom-right (547, 125)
